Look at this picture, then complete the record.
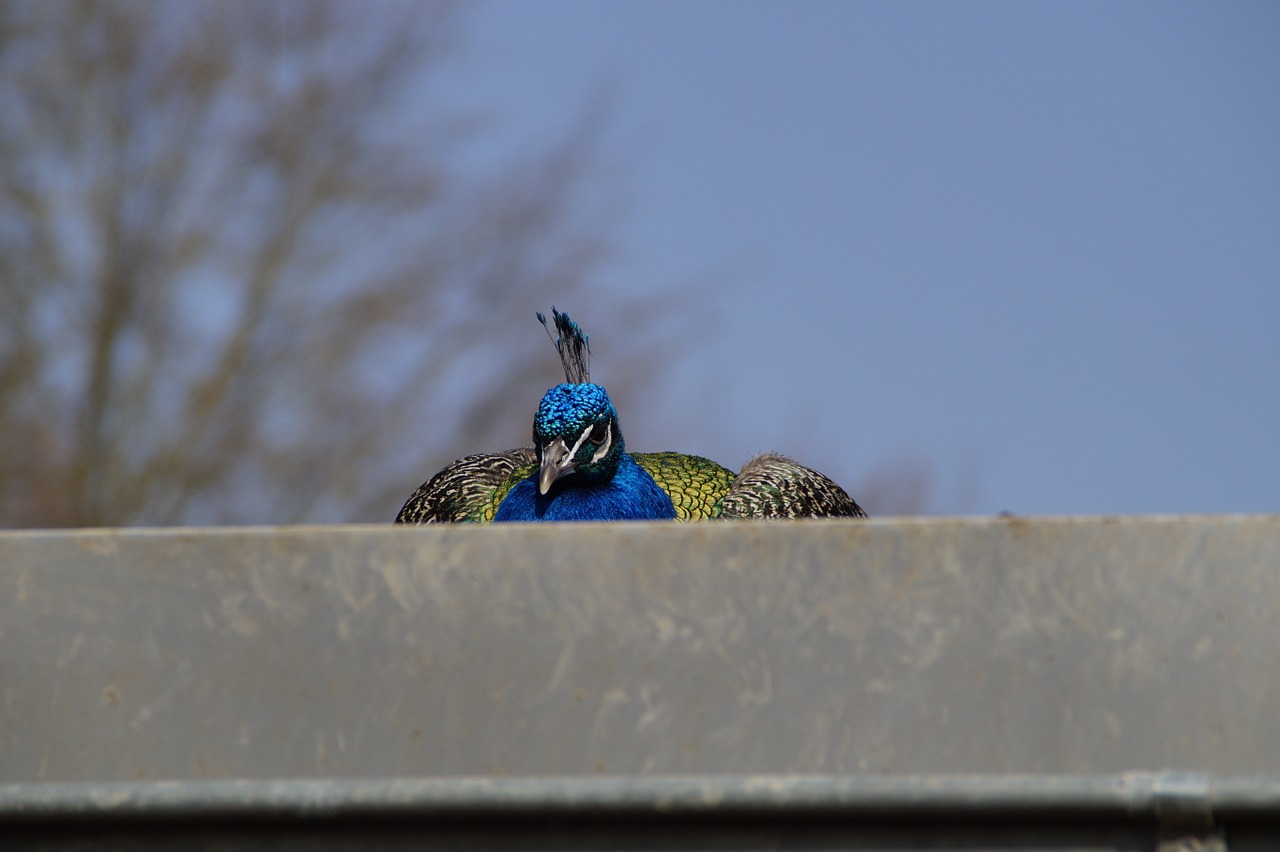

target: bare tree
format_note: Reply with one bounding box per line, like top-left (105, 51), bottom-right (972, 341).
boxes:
top-left (0, 0), bottom-right (635, 527)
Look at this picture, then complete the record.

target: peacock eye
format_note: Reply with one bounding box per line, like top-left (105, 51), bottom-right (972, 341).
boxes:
top-left (589, 421), bottom-right (609, 444)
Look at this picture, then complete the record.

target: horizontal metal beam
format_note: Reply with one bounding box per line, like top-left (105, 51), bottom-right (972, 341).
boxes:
top-left (5, 518), bottom-right (1280, 847)
top-left (4, 774), bottom-right (1279, 849)
top-left (4, 517), bottom-right (1280, 782)
top-left (7, 772), bottom-right (1280, 821)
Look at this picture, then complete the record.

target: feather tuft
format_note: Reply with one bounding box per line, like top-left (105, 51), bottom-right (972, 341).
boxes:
top-left (538, 306), bottom-right (590, 384)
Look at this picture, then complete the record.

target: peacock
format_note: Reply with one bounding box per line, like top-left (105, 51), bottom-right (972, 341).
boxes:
top-left (395, 308), bottom-right (866, 523)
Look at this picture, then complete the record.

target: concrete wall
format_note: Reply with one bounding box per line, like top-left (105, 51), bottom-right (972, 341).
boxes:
top-left (2, 516), bottom-right (1277, 783)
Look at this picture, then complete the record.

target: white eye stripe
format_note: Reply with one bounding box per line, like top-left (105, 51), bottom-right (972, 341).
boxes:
top-left (566, 425), bottom-right (593, 460)
top-left (567, 420), bottom-right (612, 465)
top-left (590, 422), bottom-right (612, 464)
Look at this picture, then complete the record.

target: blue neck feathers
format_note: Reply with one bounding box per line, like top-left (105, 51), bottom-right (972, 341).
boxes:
top-left (494, 453), bottom-right (675, 522)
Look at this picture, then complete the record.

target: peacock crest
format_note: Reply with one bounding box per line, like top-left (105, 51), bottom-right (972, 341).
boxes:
top-left (537, 307), bottom-right (590, 385)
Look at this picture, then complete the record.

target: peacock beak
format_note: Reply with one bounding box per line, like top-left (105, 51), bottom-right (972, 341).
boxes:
top-left (538, 438), bottom-right (574, 495)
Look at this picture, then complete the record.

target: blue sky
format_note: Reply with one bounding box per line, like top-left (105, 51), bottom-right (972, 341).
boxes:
top-left (451, 1), bottom-right (1279, 515)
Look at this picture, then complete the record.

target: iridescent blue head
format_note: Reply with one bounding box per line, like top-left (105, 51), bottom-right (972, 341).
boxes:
top-left (532, 308), bottom-right (624, 494)
top-left (533, 382), bottom-right (624, 493)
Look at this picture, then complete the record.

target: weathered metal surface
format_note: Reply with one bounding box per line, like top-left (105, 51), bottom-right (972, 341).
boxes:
top-left (1, 516), bottom-right (1278, 782)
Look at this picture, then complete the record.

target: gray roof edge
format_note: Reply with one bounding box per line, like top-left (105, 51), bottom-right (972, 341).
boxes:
top-left (4, 773), bottom-right (1280, 824)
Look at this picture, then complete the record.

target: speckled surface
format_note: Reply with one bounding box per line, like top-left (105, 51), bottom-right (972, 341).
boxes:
top-left (2, 516), bottom-right (1277, 782)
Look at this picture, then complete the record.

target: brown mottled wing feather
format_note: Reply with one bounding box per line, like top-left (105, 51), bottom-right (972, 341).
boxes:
top-left (395, 448), bottom-right (537, 524)
top-left (631, 452), bottom-right (737, 520)
top-left (717, 452), bottom-right (868, 519)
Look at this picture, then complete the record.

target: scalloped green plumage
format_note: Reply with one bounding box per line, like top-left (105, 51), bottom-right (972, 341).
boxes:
top-left (395, 448), bottom-right (865, 523)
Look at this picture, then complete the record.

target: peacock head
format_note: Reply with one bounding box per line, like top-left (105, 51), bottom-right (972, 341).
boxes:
top-left (531, 307), bottom-right (624, 494)
top-left (533, 382), bottom-right (624, 494)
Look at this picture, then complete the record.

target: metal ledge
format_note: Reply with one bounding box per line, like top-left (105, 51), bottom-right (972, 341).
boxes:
top-left (4, 517), bottom-right (1280, 782)
top-left (5, 772), bottom-right (1277, 821)
top-left (3, 774), bottom-right (1279, 849)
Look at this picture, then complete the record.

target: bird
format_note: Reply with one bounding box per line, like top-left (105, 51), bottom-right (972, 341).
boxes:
top-left (395, 308), bottom-right (866, 523)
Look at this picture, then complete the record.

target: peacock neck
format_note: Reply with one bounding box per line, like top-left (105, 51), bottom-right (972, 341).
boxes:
top-left (494, 451), bottom-right (675, 522)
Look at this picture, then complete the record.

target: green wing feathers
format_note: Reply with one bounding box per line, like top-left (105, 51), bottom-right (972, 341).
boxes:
top-left (630, 452), bottom-right (737, 520)
top-left (718, 452), bottom-right (867, 519)
top-left (396, 449), bottom-right (865, 523)
top-left (635, 451), bottom-right (866, 519)
top-left (395, 448), bottom-right (536, 523)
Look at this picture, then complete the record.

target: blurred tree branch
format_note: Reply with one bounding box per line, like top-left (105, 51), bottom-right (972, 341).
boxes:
top-left (855, 459), bottom-right (936, 517)
top-left (0, 0), bottom-right (628, 526)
